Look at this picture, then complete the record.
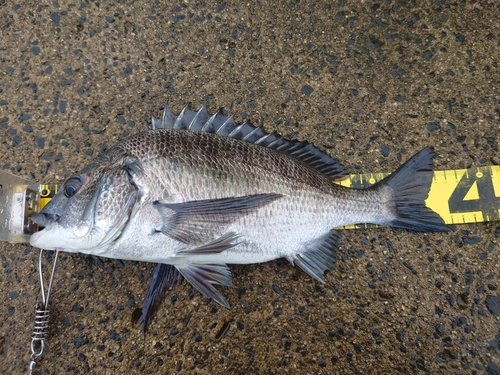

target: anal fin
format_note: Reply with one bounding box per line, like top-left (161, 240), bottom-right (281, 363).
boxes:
top-left (290, 230), bottom-right (341, 283)
top-left (176, 264), bottom-right (233, 308)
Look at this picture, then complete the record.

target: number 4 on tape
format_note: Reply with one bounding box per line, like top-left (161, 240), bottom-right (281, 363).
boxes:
top-left (427, 166), bottom-right (500, 224)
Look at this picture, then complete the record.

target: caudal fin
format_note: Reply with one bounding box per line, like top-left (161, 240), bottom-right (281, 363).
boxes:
top-left (380, 147), bottom-right (449, 232)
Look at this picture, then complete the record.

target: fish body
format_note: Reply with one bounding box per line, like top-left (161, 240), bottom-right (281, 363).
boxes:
top-left (30, 104), bottom-right (448, 327)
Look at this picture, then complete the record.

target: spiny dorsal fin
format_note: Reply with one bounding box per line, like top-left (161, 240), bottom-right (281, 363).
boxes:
top-left (150, 103), bottom-right (346, 178)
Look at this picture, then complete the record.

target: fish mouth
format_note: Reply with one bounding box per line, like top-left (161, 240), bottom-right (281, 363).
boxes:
top-left (30, 213), bottom-right (60, 228)
top-left (29, 229), bottom-right (54, 250)
top-left (29, 225), bottom-right (83, 251)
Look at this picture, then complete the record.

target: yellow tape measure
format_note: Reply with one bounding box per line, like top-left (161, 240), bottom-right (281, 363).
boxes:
top-left (336, 166), bottom-right (500, 229)
top-left (36, 167), bottom-right (499, 229)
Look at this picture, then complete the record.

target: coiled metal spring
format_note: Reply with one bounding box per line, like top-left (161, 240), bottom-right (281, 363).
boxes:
top-left (31, 302), bottom-right (50, 355)
top-left (29, 250), bottom-right (59, 375)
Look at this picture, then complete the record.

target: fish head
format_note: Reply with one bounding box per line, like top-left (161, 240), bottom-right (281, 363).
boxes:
top-left (30, 164), bottom-right (139, 254)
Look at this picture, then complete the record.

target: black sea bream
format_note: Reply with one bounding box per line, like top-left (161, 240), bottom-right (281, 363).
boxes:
top-left (30, 104), bottom-right (448, 330)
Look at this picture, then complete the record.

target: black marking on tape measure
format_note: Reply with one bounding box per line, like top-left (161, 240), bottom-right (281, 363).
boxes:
top-left (448, 168), bottom-right (500, 222)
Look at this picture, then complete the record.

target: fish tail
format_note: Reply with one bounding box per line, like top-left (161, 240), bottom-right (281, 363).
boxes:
top-left (380, 147), bottom-right (449, 232)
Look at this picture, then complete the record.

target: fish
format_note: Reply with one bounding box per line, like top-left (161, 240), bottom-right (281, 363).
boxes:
top-left (29, 103), bottom-right (449, 331)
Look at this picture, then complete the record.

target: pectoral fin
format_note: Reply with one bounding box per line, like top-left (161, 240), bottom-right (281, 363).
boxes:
top-left (176, 264), bottom-right (233, 308)
top-left (154, 193), bottom-right (282, 244)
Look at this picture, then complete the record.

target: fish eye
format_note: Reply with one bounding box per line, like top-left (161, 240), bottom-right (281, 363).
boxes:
top-left (64, 176), bottom-right (83, 197)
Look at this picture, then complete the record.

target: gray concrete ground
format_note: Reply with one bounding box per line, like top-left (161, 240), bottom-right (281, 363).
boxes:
top-left (0, 1), bottom-right (499, 374)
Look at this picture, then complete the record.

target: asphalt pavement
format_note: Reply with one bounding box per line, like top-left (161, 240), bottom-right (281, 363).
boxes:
top-left (0, 1), bottom-right (499, 374)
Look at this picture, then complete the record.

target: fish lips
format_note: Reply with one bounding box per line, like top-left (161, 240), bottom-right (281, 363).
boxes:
top-left (30, 212), bottom-right (60, 228)
top-left (29, 223), bottom-right (93, 251)
top-left (29, 228), bottom-right (56, 250)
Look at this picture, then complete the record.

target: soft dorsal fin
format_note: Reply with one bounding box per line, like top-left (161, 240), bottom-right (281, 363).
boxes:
top-left (150, 103), bottom-right (347, 178)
